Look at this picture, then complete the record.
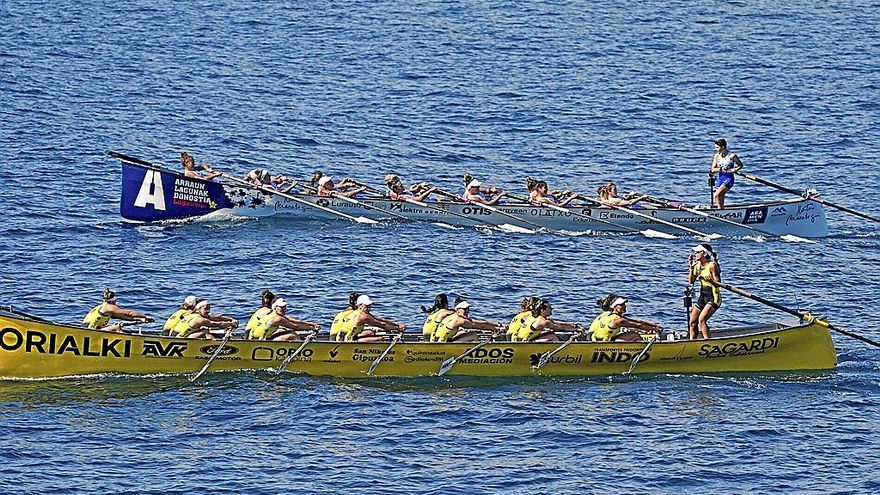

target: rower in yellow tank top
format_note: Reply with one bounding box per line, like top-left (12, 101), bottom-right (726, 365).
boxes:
top-left (245, 290), bottom-right (277, 339)
top-left (172, 312), bottom-right (202, 337)
top-left (171, 299), bottom-right (238, 339)
top-left (431, 300), bottom-right (503, 343)
top-left (83, 288), bottom-right (152, 332)
top-left (514, 299), bottom-right (578, 342)
top-left (512, 314), bottom-right (538, 342)
top-left (249, 298), bottom-right (319, 341)
top-left (421, 293), bottom-right (453, 339)
top-left (339, 295), bottom-right (406, 343)
top-left (331, 292), bottom-right (362, 341)
top-left (590, 295), bottom-right (662, 342)
top-left (163, 295), bottom-right (198, 335)
top-left (507, 297), bottom-right (536, 341)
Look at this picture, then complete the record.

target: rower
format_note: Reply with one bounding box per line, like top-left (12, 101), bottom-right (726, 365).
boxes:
top-left (180, 152), bottom-right (220, 180)
top-left (83, 288), bottom-right (153, 332)
top-left (249, 298), bottom-right (320, 341)
top-left (431, 300), bottom-right (503, 343)
top-left (330, 291), bottom-right (360, 342)
top-left (710, 138), bottom-right (744, 208)
top-left (338, 295), bottom-right (406, 343)
top-left (597, 182), bottom-right (648, 207)
top-left (244, 169), bottom-right (297, 192)
top-left (688, 243), bottom-right (722, 339)
top-left (507, 296), bottom-right (536, 340)
top-left (513, 298), bottom-right (579, 343)
top-left (421, 293), bottom-right (455, 340)
top-left (170, 299), bottom-right (238, 339)
top-left (463, 178), bottom-right (506, 205)
top-left (385, 175), bottom-right (436, 202)
top-left (588, 293), bottom-right (623, 339)
top-left (245, 290), bottom-right (276, 339)
top-left (529, 180), bottom-right (577, 206)
top-left (591, 295), bottom-right (662, 342)
top-left (317, 176), bottom-right (366, 198)
top-left (163, 295), bottom-right (198, 336)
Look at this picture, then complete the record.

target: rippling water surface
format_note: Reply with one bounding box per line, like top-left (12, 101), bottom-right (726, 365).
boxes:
top-left (2, 1), bottom-right (879, 493)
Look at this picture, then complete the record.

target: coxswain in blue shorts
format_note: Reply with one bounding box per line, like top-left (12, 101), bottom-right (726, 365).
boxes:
top-left (710, 139), bottom-right (744, 208)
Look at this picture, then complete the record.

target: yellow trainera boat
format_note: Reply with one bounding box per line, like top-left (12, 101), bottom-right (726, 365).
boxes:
top-left (0, 310), bottom-right (837, 379)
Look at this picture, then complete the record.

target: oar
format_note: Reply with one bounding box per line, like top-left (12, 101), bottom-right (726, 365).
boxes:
top-left (352, 180), bottom-right (492, 229)
top-left (189, 328), bottom-right (234, 382)
top-left (714, 281), bottom-right (880, 349)
top-left (642, 195), bottom-right (815, 243)
top-left (220, 174), bottom-right (379, 224)
top-left (437, 331), bottom-right (501, 376)
top-left (736, 171), bottom-right (880, 223)
top-left (624, 335), bottom-right (659, 375)
top-left (274, 330), bottom-right (318, 375)
top-left (366, 331), bottom-right (404, 376)
top-left (431, 188), bottom-right (545, 234)
top-left (578, 195), bottom-right (722, 240)
top-left (506, 192), bottom-right (676, 239)
top-left (534, 326), bottom-right (585, 370)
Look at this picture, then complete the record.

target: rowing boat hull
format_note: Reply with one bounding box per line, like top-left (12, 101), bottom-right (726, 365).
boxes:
top-left (0, 312), bottom-right (837, 379)
top-left (120, 161), bottom-right (829, 237)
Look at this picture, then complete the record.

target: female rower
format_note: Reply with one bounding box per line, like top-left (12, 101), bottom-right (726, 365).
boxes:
top-left (710, 138), bottom-right (744, 208)
top-left (507, 296), bottom-right (536, 340)
top-left (171, 299), bottom-right (238, 339)
top-left (83, 288), bottom-right (153, 332)
top-left (317, 176), bottom-right (366, 198)
top-left (597, 182), bottom-right (648, 207)
top-left (180, 152), bottom-right (221, 181)
top-left (244, 169), bottom-right (297, 192)
top-left (431, 300), bottom-right (504, 343)
top-left (514, 298), bottom-right (579, 343)
top-left (463, 178), bottom-right (507, 205)
top-left (163, 295), bottom-right (198, 336)
top-left (250, 298), bottom-right (320, 341)
top-left (330, 291), bottom-right (361, 341)
top-left (591, 295), bottom-right (662, 342)
top-left (245, 290), bottom-right (276, 339)
top-left (529, 180), bottom-right (577, 206)
top-left (385, 175), bottom-right (436, 202)
top-left (688, 243), bottom-right (722, 339)
top-left (421, 293), bottom-right (454, 340)
top-left (338, 295), bottom-right (406, 343)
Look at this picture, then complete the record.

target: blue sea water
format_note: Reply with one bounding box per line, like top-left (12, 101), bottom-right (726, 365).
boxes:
top-left (1, 0), bottom-right (880, 493)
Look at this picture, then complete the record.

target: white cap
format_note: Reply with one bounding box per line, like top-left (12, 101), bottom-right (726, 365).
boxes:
top-left (455, 300), bottom-right (471, 310)
top-left (184, 295), bottom-right (197, 306)
top-left (272, 298), bottom-right (288, 310)
top-left (692, 244), bottom-right (712, 256)
top-left (466, 179), bottom-right (482, 189)
top-left (318, 176), bottom-right (333, 186)
top-left (609, 297), bottom-right (628, 308)
top-left (356, 295), bottom-right (373, 306)
top-left (195, 299), bottom-right (210, 310)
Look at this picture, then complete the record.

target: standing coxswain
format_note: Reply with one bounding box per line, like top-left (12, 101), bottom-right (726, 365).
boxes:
top-left (83, 288), bottom-right (153, 332)
top-left (710, 138), bottom-right (744, 208)
top-left (431, 300), bottom-right (504, 343)
top-left (688, 243), bottom-right (722, 339)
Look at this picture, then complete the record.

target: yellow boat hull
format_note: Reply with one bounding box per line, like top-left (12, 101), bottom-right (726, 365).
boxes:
top-left (0, 313), bottom-right (837, 379)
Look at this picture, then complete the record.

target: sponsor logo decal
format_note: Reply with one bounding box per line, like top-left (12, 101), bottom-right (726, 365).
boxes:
top-left (461, 206), bottom-right (492, 216)
top-left (142, 340), bottom-right (187, 358)
top-left (458, 347), bottom-right (514, 365)
top-left (743, 207), bottom-right (768, 224)
top-left (329, 345), bottom-right (340, 359)
top-left (770, 206), bottom-right (788, 216)
top-left (529, 353), bottom-right (583, 366)
top-left (199, 345), bottom-right (239, 356)
top-left (170, 178), bottom-right (217, 209)
top-left (352, 347), bottom-right (394, 362)
top-left (786, 202), bottom-right (820, 225)
top-left (590, 350), bottom-right (650, 364)
top-left (0, 327), bottom-right (132, 358)
top-left (134, 170), bottom-right (166, 210)
top-left (404, 348), bottom-right (446, 364)
top-left (699, 337), bottom-right (779, 358)
top-left (250, 346), bottom-right (314, 362)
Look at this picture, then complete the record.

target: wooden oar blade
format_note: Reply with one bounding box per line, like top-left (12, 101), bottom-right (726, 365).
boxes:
top-left (642, 229), bottom-right (676, 239)
top-left (780, 234), bottom-right (817, 244)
